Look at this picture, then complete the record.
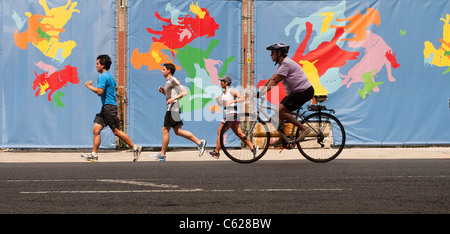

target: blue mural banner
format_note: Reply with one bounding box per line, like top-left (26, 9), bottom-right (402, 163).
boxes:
top-left (3, 0), bottom-right (450, 149)
top-left (127, 0), bottom-right (242, 147)
top-left (255, 0), bottom-right (450, 145)
top-left (0, 0), bottom-right (116, 148)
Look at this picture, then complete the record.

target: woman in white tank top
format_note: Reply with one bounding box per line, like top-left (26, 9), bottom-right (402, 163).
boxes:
top-left (219, 88), bottom-right (238, 118)
top-left (209, 76), bottom-right (258, 159)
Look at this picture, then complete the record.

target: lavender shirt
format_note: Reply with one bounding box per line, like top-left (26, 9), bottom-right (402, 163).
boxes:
top-left (275, 57), bottom-right (311, 96)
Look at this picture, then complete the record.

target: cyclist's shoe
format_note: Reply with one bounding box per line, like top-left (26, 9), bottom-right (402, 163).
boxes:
top-left (209, 150), bottom-right (220, 159)
top-left (133, 145), bottom-right (143, 162)
top-left (198, 139), bottom-right (207, 156)
top-left (252, 145), bottom-right (259, 157)
top-left (269, 139), bottom-right (284, 147)
top-left (81, 153), bottom-right (98, 162)
top-left (150, 152), bottom-right (166, 161)
top-left (296, 127), bottom-right (312, 142)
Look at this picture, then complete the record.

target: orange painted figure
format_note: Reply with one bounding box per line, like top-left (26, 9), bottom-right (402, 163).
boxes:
top-left (13, 12), bottom-right (65, 49)
top-left (130, 42), bottom-right (181, 71)
top-left (331, 8), bottom-right (380, 42)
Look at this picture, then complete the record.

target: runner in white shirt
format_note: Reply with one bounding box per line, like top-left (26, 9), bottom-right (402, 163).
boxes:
top-left (209, 75), bottom-right (258, 159)
top-left (150, 63), bottom-right (207, 161)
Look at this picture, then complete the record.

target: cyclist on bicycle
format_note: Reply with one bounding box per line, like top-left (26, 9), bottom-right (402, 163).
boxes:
top-left (259, 43), bottom-right (314, 146)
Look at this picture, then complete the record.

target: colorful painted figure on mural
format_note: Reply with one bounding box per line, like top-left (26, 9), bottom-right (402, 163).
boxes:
top-left (175, 39), bottom-right (234, 112)
top-left (358, 70), bottom-right (384, 99)
top-left (34, 61), bottom-right (57, 77)
top-left (285, 0), bottom-right (347, 49)
top-left (51, 91), bottom-right (66, 109)
top-left (130, 42), bottom-right (181, 71)
top-left (35, 0), bottom-right (79, 62)
top-left (331, 8), bottom-right (380, 42)
top-left (12, 0), bottom-right (81, 110)
top-left (146, 4), bottom-right (219, 50)
top-left (424, 14), bottom-right (450, 74)
top-left (13, 0), bottom-right (79, 62)
top-left (32, 65), bottom-right (79, 101)
top-left (13, 12), bottom-right (64, 49)
top-left (292, 22), bottom-right (360, 78)
top-left (130, 2), bottom-right (234, 116)
top-left (341, 31), bottom-right (399, 91)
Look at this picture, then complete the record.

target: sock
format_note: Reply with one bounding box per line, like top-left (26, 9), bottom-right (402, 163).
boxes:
top-left (91, 152), bottom-right (97, 157)
top-left (133, 145), bottom-right (138, 151)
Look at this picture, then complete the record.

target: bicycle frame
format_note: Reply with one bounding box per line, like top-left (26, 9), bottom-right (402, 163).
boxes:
top-left (243, 96), bottom-right (302, 143)
top-left (242, 96), bottom-right (276, 139)
top-left (244, 95), bottom-right (334, 144)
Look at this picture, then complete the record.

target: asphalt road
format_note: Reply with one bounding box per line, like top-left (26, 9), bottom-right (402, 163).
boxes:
top-left (1, 159), bottom-right (449, 215)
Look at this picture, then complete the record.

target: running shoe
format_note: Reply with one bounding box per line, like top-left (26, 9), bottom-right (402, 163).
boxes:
top-left (81, 153), bottom-right (98, 162)
top-left (198, 139), bottom-right (207, 156)
top-left (150, 152), bottom-right (166, 161)
top-left (296, 127), bottom-right (312, 142)
top-left (133, 145), bottom-right (143, 162)
top-left (252, 145), bottom-right (259, 157)
top-left (209, 150), bottom-right (220, 159)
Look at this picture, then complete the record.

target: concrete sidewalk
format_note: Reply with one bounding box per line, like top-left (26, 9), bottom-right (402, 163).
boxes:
top-left (1, 147), bottom-right (449, 163)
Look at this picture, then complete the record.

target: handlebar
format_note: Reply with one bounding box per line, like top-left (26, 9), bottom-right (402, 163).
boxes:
top-left (243, 87), bottom-right (265, 101)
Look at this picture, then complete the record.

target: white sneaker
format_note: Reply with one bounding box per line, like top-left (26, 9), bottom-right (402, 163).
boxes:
top-left (81, 153), bottom-right (98, 162)
top-left (252, 145), bottom-right (259, 157)
top-left (150, 152), bottom-right (166, 161)
top-left (197, 139), bottom-right (207, 156)
top-left (133, 145), bottom-right (143, 162)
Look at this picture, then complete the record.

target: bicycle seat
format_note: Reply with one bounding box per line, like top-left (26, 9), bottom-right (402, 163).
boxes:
top-left (308, 105), bottom-right (326, 111)
top-left (313, 95), bottom-right (327, 103)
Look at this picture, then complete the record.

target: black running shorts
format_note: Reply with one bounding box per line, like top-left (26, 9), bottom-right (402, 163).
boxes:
top-left (94, 104), bottom-right (121, 130)
top-left (164, 110), bottom-right (183, 128)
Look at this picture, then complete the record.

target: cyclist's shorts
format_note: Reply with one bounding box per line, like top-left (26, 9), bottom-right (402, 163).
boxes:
top-left (281, 86), bottom-right (314, 111)
top-left (221, 113), bottom-right (240, 125)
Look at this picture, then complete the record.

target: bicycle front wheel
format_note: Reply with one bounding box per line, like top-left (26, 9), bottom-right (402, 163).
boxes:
top-left (220, 113), bottom-right (270, 163)
top-left (296, 112), bottom-right (345, 163)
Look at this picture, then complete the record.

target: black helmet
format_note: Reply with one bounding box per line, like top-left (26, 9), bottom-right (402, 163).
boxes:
top-left (266, 43), bottom-right (290, 53)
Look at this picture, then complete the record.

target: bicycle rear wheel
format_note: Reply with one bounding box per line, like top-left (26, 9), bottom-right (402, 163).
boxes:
top-left (296, 112), bottom-right (345, 163)
top-left (220, 113), bottom-right (270, 163)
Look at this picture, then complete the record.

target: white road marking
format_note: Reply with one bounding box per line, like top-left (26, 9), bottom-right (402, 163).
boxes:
top-left (6, 178), bottom-right (346, 194)
top-left (244, 188), bottom-right (344, 192)
top-left (7, 179), bottom-right (91, 182)
top-left (10, 175), bottom-right (448, 195)
top-left (97, 179), bottom-right (179, 188)
top-left (20, 188), bottom-right (344, 194)
top-left (21, 189), bottom-right (204, 194)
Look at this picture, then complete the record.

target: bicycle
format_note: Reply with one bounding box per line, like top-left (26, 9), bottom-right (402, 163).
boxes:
top-left (219, 94), bottom-right (345, 163)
